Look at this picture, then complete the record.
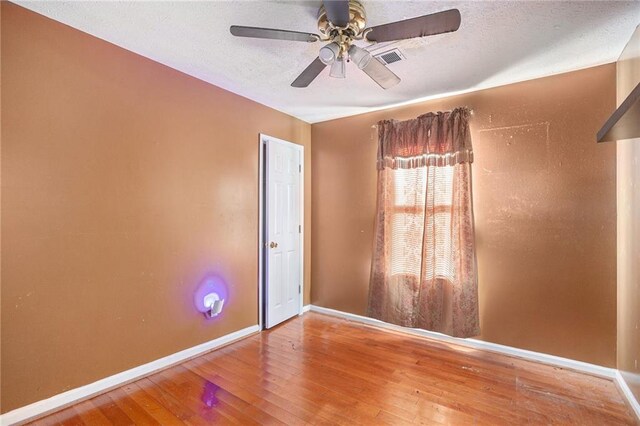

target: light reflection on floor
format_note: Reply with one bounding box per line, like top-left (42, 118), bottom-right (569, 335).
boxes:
top-left (201, 380), bottom-right (220, 408)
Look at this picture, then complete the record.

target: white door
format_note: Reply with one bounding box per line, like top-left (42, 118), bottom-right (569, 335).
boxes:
top-left (265, 136), bottom-right (303, 329)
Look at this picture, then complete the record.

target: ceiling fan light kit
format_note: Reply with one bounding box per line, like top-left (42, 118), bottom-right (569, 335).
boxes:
top-left (230, 0), bottom-right (461, 89)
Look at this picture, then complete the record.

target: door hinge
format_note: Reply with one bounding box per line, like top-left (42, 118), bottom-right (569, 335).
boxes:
top-left (298, 225), bottom-right (301, 233)
top-left (299, 285), bottom-right (301, 294)
top-left (299, 164), bottom-right (301, 172)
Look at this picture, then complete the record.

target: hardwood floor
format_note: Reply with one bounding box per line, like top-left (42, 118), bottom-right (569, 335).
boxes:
top-left (29, 312), bottom-right (637, 425)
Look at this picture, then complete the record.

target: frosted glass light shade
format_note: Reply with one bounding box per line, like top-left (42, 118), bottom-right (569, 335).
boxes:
top-left (330, 57), bottom-right (346, 78)
top-left (348, 45), bottom-right (372, 70)
top-left (319, 42), bottom-right (341, 65)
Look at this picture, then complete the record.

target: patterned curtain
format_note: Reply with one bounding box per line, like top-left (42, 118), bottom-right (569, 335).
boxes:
top-left (367, 107), bottom-right (479, 338)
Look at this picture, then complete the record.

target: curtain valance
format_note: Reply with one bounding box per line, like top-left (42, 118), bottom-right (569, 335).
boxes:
top-left (377, 107), bottom-right (473, 170)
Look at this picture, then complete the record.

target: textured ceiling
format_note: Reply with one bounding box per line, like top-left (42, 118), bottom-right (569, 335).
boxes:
top-left (15, 1), bottom-right (640, 123)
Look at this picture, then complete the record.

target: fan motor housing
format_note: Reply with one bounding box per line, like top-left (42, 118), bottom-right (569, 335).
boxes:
top-left (317, 0), bottom-right (366, 39)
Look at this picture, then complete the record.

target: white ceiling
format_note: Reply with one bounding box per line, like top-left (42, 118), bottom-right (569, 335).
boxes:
top-left (15, 1), bottom-right (640, 123)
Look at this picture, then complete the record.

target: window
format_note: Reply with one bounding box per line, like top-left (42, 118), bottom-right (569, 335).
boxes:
top-left (390, 164), bottom-right (455, 281)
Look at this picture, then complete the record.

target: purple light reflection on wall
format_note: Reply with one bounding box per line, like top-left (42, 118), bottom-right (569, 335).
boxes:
top-left (193, 274), bottom-right (228, 317)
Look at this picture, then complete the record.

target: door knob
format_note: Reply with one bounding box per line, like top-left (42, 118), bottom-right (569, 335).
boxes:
top-left (269, 241), bottom-right (278, 248)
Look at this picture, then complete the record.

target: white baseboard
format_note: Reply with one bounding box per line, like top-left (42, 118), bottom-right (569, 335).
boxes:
top-left (308, 305), bottom-right (616, 379)
top-left (615, 370), bottom-right (640, 421)
top-left (302, 304), bottom-right (311, 313)
top-left (0, 324), bottom-right (260, 426)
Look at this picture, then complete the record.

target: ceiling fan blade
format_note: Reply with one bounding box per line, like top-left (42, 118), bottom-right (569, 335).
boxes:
top-left (291, 57), bottom-right (327, 88)
top-left (365, 9), bottom-right (461, 42)
top-left (230, 26), bottom-right (320, 42)
top-left (361, 58), bottom-right (401, 89)
top-left (323, 0), bottom-right (350, 28)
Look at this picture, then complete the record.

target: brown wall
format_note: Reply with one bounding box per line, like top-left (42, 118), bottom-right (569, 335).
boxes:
top-left (617, 25), bottom-right (640, 402)
top-left (0, 0), bottom-right (4, 406)
top-left (311, 64), bottom-right (617, 367)
top-left (0, 2), bottom-right (311, 412)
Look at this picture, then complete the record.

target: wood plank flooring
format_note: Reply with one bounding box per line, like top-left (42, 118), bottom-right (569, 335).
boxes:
top-left (29, 312), bottom-right (638, 425)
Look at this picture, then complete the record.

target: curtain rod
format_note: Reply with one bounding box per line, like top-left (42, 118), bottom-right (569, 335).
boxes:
top-left (369, 107), bottom-right (475, 129)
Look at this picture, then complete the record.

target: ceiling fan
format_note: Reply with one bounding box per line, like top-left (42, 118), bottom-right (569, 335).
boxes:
top-left (230, 0), bottom-right (461, 89)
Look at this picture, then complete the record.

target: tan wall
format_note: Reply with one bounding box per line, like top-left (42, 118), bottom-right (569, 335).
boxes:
top-left (0, 2), bottom-right (311, 412)
top-left (311, 64), bottom-right (617, 367)
top-left (617, 25), bottom-right (640, 403)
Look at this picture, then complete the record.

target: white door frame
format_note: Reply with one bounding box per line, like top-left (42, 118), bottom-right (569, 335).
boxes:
top-left (258, 133), bottom-right (304, 330)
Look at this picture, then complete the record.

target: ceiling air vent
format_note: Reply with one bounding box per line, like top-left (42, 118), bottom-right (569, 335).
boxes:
top-left (373, 48), bottom-right (405, 65)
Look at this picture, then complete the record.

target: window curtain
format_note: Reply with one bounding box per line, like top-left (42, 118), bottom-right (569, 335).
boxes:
top-left (367, 107), bottom-right (480, 338)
